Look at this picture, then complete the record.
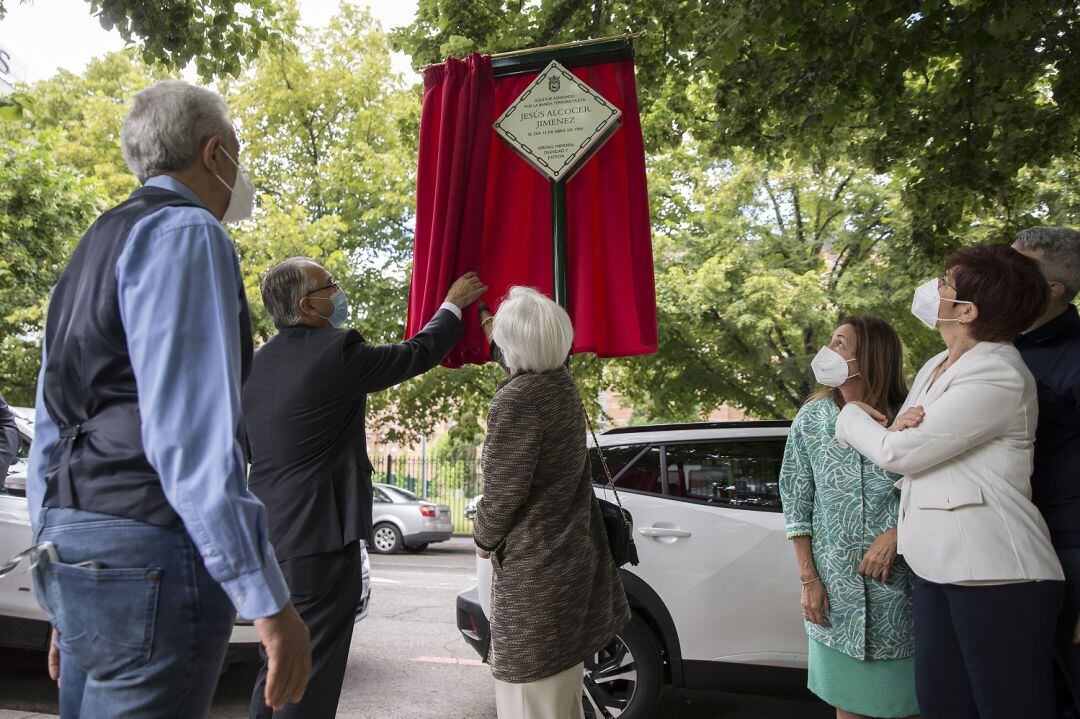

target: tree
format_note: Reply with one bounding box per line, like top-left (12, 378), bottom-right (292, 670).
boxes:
top-left (225, 5), bottom-right (420, 337)
top-left (18, 52), bottom-right (167, 202)
top-left (609, 135), bottom-right (1080, 421)
top-left (0, 132), bottom-right (104, 404)
top-left (0, 9), bottom-right (547, 442)
top-left (393, 0), bottom-right (1079, 250)
top-left (224, 4), bottom-right (518, 443)
top-left (231, 204), bottom-right (349, 340)
top-left (608, 144), bottom-right (916, 419)
top-left (0, 0), bottom-right (278, 79)
top-left (0, 52), bottom-right (160, 404)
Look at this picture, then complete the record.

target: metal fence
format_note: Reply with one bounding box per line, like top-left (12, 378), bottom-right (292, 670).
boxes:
top-left (370, 453), bottom-right (483, 536)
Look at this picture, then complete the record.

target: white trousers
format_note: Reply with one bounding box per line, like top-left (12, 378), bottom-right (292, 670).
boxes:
top-left (494, 662), bottom-right (586, 719)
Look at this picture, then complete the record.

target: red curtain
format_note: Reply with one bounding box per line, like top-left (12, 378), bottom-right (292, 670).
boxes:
top-left (408, 54), bottom-right (495, 367)
top-left (408, 54), bottom-right (657, 367)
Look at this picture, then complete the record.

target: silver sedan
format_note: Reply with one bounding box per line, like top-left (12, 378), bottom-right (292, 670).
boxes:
top-left (371, 483), bottom-right (453, 554)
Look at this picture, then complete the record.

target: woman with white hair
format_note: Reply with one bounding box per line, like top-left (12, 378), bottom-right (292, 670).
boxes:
top-left (474, 287), bottom-right (630, 719)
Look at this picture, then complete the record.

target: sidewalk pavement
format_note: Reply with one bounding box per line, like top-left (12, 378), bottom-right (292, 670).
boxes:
top-left (0, 711), bottom-right (57, 718)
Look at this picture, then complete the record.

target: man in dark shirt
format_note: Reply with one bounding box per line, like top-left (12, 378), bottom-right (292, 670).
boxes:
top-left (243, 258), bottom-right (486, 719)
top-left (1014, 226), bottom-right (1080, 713)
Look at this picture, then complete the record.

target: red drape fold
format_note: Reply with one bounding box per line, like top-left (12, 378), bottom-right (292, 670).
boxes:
top-left (408, 53), bottom-right (494, 367)
top-left (408, 54), bottom-right (657, 367)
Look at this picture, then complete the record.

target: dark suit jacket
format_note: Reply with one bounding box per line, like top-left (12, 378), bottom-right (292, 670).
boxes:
top-left (242, 310), bottom-right (462, 561)
top-left (0, 392), bottom-right (19, 479)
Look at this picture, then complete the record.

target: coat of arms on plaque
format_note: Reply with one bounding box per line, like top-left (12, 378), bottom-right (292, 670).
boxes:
top-left (548, 75), bottom-right (561, 93)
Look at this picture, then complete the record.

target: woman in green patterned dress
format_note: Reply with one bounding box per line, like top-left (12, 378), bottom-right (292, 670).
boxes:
top-left (780, 316), bottom-right (920, 719)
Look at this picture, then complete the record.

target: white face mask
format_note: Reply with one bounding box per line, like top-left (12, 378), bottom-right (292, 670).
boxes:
top-left (213, 147), bottom-right (254, 224)
top-left (911, 277), bottom-right (974, 330)
top-left (811, 346), bottom-right (859, 388)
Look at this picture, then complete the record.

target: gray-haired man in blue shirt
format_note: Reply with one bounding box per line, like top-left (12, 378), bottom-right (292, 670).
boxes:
top-left (27, 81), bottom-right (310, 717)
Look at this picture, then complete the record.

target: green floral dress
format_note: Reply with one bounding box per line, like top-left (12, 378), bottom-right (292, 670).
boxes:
top-left (780, 398), bottom-right (914, 660)
top-left (781, 399), bottom-right (918, 717)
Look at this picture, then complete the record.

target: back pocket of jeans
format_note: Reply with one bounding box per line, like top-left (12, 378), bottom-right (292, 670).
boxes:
top-left (46, 562), bottom-right (162, 679)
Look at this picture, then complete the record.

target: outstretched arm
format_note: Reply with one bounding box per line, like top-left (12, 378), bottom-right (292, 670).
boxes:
top-left (344, 273), bottom-right (488, 392)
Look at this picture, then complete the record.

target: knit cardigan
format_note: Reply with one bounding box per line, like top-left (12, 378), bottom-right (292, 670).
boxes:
top-left (474, 369), bottom-right (631, 683)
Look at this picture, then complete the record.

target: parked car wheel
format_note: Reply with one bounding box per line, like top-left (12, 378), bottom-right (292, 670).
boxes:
top-left (583, 615), bottom-right (662, 719)
top-left (372, 523), bottom-right (402, 554)
top-left (403, 543), bottom-right (429, 553)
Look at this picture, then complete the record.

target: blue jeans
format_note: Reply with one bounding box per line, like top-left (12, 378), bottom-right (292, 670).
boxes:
top-left (32, 508), bottom-right (235, 719)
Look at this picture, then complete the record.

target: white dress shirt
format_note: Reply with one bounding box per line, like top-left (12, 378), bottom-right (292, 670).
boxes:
top-left (439, 301), bottom-right (462, 319)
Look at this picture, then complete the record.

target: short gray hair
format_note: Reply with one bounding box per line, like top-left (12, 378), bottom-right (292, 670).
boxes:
top-left (261, 258), bottom-right (320, 329)
top-left (492, 286), bottom-right (573, 373)
top-left (1014, 226), bottom-right (1080, 302)
top-left (121, 80), bottom-right (234, 184)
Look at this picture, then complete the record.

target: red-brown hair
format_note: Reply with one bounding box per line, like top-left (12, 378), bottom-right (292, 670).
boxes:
top-left (947, 245), bottom-right (1049, 342)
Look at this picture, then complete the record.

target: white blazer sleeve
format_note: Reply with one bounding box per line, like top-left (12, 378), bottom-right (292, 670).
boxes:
top-left (835, 356), bottom-right (1025, 476)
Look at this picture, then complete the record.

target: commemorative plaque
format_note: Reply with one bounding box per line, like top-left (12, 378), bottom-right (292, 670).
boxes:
top-left (493, 60), bottom-right (622, 182)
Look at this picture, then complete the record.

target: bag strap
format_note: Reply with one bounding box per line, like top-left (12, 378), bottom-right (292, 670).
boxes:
top-left (571, 371), bottom-right (634, 537)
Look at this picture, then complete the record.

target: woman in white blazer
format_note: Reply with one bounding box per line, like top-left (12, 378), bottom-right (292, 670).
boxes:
top-left (835, 245), bottom-right (1064, 719)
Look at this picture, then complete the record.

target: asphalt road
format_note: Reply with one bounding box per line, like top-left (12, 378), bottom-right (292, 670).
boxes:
top-left (0, 537), bottom-right (830, 718)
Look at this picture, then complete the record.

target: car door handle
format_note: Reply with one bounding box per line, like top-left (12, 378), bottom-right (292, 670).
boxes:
top-left (638, 526), bottom-right (691, 539)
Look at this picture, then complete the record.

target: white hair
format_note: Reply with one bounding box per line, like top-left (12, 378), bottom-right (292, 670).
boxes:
top-left (492, 286), bottom-right (574, 373)
top-left (121, 80), bottom-right (234, 184)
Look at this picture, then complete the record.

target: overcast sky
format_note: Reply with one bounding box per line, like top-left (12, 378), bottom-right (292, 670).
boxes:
top-left (0, 0), bottom-right (419, 85)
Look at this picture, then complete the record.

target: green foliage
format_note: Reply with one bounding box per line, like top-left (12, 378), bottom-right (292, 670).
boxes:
top-left (224, 5), bottom-right (420, 339)
top-left (609, 145), bottom-right (920, 418)
top-left (0, 0), bottom-right (279, 80)
top-left (0, 96), bottom-right (23, 121)
top-left (2, 1), bottom-right (1076, 432)
top-left (0, 132), bottom-right (104, 404)
top-left (609, 139), bottom-right (1078, 419)
top-left (393, 0), bottom-right (1079, 250)
top-left (393, 0), bottom-right (1079, 421)
top-left (18, 52), bottom-right (168, 202)
top-left (0, 54), bottom-right (157, 404)
top-left (231, 204), bottom-right (349, 340)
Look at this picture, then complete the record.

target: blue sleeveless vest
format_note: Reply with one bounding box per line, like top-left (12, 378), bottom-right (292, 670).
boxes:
top-left (40, 186), bottom-right (253, 526)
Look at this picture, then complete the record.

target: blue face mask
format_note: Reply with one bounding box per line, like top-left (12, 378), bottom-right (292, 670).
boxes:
top-left (312, 289), bottom-right (349, 328)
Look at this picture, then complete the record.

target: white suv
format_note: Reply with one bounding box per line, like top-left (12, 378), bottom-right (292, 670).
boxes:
top-left (1, 407), bottom-right (371, 660)
top-left (456, 421), bottom-right (806, 718)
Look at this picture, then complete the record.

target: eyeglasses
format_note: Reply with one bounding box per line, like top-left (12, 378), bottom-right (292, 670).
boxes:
top-left (938, 275), bottom-right (957, 292)
top-left (306, 280), bottom-right (338, 297)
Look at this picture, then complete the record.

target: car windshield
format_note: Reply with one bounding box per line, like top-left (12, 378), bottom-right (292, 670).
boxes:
top-left (382, 485), bottom-right (422, 502)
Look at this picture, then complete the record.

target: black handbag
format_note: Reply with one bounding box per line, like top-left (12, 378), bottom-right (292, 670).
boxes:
top-left (597, 496), bottom-right (639, 568)
top-left (579, 389), bottom-right (639, 568)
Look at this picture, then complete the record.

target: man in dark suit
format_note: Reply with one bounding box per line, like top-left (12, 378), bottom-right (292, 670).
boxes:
top-left (243, 257), bottom-right (486, 719)
top-left (0, 391), bottom-right (20, 480)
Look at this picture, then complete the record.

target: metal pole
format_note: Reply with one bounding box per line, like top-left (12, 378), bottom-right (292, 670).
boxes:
top-left (550, 179), bottom-right (569, 311)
